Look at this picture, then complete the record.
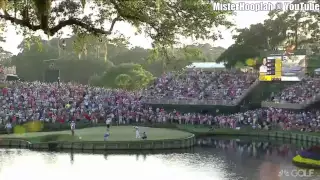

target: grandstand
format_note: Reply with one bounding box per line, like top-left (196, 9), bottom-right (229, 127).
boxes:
top-left (143, 63), bottom-right (259, 109)
top-left (1, 70), bottom-right (320, 133)
top-left (261, 78), bottom-right (320, 109)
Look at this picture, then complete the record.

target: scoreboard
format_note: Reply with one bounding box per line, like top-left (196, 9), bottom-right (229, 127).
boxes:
top-left (259, 56), bottom-right (282, 81)
top-left (259, 49), bottom-right (306, 82)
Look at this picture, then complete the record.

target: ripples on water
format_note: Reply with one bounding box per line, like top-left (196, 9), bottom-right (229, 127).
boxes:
top-left (0, 137), bottom-right (319, 180)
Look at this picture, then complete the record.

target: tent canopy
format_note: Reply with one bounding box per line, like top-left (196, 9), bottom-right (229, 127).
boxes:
top-left (185, 62), bottom-right (225, 69)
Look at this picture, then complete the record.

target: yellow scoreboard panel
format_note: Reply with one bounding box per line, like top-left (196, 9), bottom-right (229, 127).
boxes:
top-left (259, 57), bottom-right (282, 81)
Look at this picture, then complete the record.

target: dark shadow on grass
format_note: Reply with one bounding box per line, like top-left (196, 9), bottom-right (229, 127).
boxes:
top-left (26, 134), bottom-right (79, 143)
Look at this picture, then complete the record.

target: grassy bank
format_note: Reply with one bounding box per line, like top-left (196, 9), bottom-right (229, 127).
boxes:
top-left (0, 126), bottom-right (196, 150)
top-left (0, 126), bottom-right (192, 143)
top-left (176, 124), bottom-right (320, 137)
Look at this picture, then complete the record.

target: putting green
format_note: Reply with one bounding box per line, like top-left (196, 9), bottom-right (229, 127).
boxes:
top-left (0, 126), bottom-right (192, 142)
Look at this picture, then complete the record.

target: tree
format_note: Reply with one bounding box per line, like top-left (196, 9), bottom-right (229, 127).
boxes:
top-left (216, 1), bottom-right (320, 67)
top-left (11, 35), bottom-right (225, 82)
top-left (92, 63), bottom-right (155, 90)
top-left (115, 74), bottom-right (132, 89)
top-left (0, 30), bottom-right (12, 61)
top-left (147, 45), bottom-right (208, 74)
top-left (268, 10), bottom-right (314, 50)
top-left (0, 0), bottom-right (233, 54)
top-left (0, 47), bottom-right (12, 62)
top-left (130, 64), bottom-right (154, 89)
top-left (267, 0), bottom-right (320, 50)
top-left (194, 43), bottom-right (225, 61)
top-left (10, 38), bottom-right (109, 83)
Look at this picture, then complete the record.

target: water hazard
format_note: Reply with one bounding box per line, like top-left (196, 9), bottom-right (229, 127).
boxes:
top-left (0, 137), bottom-right (319, 180)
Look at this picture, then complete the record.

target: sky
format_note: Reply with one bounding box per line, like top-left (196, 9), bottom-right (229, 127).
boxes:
top-left (0, 1), bottom-right (276, 55)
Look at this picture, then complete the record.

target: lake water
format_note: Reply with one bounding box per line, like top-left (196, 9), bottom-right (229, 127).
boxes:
top-left (0, 137), bottom-right (319, 180)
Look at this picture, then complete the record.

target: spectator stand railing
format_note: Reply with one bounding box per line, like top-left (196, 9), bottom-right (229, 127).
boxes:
top-left (143, 79), bottom-right (260, 106)
top-left (261, 101), bottom-right (304, 109)
top-left (234, 79), bottom-right (260, 105)
top-left (261, 94), bottom-right (320, 109)
top-left (142, 97), bottom-right (237, 106)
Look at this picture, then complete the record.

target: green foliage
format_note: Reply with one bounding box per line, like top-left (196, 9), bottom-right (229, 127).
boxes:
top-left (10, 36), bottom-right (225, 84)
top-left (88, 74), bottom-right (103, 86)
top-left (234, 61), bottom-right (245, 68)
top-left (217, 44), bottom-right (260, 67)
top-left (0, 0), bottom-right (233, 54)
top-left (10, 38), bottom-right (108, 84)
top-left (92, 63), bottom-right (155, 90)
top-left (307, 55), bottom-right (320, 74)
top-left (217, 0), bottom-right (320, 67)
top-left (115, 74), bottom-right (132, 89)
top-left (147, 45), bottom-right (209, 73)
top-left (0, 42), bottom-right (12, 61)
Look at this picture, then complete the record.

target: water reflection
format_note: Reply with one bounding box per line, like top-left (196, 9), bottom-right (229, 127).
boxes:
top-left (0, 138), bottom-right (319, 180)
top-left (196, 137), bottom-right (301, 160)
top-left (196, 137), bottom-right (320, 180)
top-left (70, 151), bottom-right (74, 164)
top-left (135, 154), bottom-right (147, 161)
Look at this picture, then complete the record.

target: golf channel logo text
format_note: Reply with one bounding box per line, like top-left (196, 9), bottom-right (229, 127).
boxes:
top-left (211, 2), bottom-right (320, 12)
top-left (278, 169), bottom-right (314, 177)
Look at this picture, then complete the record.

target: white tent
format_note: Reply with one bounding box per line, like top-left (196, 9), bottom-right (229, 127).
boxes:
top-left (314, 68), bottom-right (320, 75)
top-left (185, 62), bottom-right (225, 70)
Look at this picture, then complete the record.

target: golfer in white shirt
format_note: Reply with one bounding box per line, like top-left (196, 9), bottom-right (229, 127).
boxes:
top-left (259, 58), bottom-right (268, 73)
top-left (134, 126), bottom-right (140, 139)
top-left (106, 118), bottom-right (111, 130)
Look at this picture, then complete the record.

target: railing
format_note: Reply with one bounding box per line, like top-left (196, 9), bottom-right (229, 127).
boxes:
top-left (143, 78), bottom-right (259, 106)
top-left (143, 98), bottom-right (237, 106)
top-left (234, 79), bottom-right (260, 105)
top-left (261, 101), bottom-right (305, 109)
top-left (261, 94), bottom-right (320, 109)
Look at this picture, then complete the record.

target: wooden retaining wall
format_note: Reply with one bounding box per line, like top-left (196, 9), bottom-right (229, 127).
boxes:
top-left (0, 135), bottom-right (196, 151)
top-left (209, 131), bottom-right (320, 144)
top-left (246, 131), bottom-right (320, 143)
top-left (0, 139), bottom-right (31, 148)
top-left (1, 132), bottom-right (319, 151)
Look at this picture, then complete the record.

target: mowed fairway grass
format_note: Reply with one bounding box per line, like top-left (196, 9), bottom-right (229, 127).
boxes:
top-left (0, 126), bottom-right (192, 142)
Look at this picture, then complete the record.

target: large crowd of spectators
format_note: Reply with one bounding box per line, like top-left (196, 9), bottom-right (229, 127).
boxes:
top-left (144, 69), bottom-right (258, 105)
top-left (1, 80), bottom-right (320, 134)
top-left (211, 108), bottom-right (320, 132)
top-left (270, 78), bottom-right (320, 104)
top-left (0, 81), bottom-right (144, 125)
top-left (1, 67), bottom-right (320, 135)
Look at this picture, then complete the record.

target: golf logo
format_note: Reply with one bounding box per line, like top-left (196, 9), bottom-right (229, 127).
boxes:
top-left (278, 169), bottom-right (314, 177)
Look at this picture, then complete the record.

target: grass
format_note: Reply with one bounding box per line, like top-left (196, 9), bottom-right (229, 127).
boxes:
top-left (176, 124), bottom-right (320, 136)
top-left (0, 126), bottom-right (192, 143)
